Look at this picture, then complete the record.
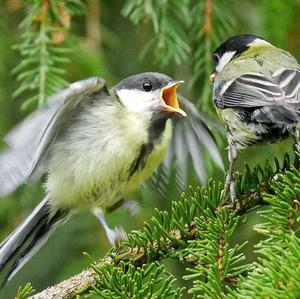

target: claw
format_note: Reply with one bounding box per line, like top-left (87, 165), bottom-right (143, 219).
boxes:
top-left (107, 226), bottom-right (128, 247)
top-left (92, 207), bottom-right (128, 247)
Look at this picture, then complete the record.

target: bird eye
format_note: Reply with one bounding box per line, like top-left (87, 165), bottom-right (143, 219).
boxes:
top-left (142, 81), bottom-right (153, 92)
top-left (213, 53), bottom-right (220, 65)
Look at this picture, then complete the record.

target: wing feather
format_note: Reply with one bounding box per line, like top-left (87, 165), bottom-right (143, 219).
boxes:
top-left (214, 69), bottom-right (300, 109)
top-left (0, 77), bottom-right (107, 197)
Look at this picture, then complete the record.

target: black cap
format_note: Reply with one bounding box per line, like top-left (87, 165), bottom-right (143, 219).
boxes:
top-left (213, 34), bottom-right (268, 66)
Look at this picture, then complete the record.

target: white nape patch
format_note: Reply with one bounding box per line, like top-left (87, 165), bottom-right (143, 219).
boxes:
top-left (216, 51), bottom-right (236, 73)
top-left (116, 89), bottom-right (160, 114)
top-left (247, 38), bottom-right (271, 47)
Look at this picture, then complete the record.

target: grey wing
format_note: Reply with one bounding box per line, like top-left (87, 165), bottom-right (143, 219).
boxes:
top-left (146, 95), bottom-right (224, 196)
top-left (214, 73), bottom-right (284, 108)
top-left (250, 106), bottom-right (300, 124)
top-left (251, 70), bottom-right (300, 124)
top-left (214, 69), bottom-right (300, 109)
top-left (0, 77), bottom-right (107, 197)
top-left (272, 69), bottom-right (300, 101)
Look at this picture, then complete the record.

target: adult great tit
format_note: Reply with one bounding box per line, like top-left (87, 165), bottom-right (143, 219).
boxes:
top-left (211, 34), bottom-right (300, 201)
top-left (0, 72), bottom-right (222, 286)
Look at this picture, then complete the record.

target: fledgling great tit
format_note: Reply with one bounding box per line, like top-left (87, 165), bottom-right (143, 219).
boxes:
top-left (210, 34), bottom-right (300, 201)
top-left (0, 72), bottom-right (222, 286)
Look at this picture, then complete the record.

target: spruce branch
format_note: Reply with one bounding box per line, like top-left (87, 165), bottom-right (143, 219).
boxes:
top-left (90, 261), bottom-right (184, 298)
top-left (12, 0), bottom-right (86, 109)
top-left (28, 268), bottom-right (96, 299)
top-left (189, 0), bottom-right (236, 110)
top-left (122, 0), bottom-right (191, 66)
top-left (25, 154), bottom-right (300, 299)
top-left (16, 283), bottom-right (35, 299)
top-left (228, 166), bottom-right (300, 298)
top-left (122, 0), bottom-right (236, 110)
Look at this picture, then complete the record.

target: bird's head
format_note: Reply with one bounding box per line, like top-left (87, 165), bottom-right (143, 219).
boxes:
top-left (210, 34), bottom-right (271, 81)
top-left (114, 72), bottom-right (186, 118)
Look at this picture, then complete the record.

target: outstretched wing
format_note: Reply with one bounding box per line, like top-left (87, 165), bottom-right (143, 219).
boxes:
top-left (214, 69), bottom-right (300, 109)
top-left (146, 95), bottom-right (224, 197)
top-left (0, 77), bottom-right (108, 197)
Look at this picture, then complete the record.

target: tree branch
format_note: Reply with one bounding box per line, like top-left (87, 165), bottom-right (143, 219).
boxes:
top-left (27, 188), bottom-right (269, 297)
top-left (28, 267), bottom-right (97, 299)
top-left (203, 0), bottom-right (213, 37)
top-left (27, 154), bottom-right (298, 298)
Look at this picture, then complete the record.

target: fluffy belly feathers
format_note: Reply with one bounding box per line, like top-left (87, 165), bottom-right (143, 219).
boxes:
top-left (217, 108), bottom-right (295, 149)
top-left (46, 117), bottom-right (172, 210)
top-left (217, 108), bottom-right (261, 149)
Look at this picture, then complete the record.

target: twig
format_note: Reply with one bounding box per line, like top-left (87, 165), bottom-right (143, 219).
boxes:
top-left (28, 268), bottom-right (96, 299)
top-left (85, 0), bottom-right (101, 51)
top-left (203, 0), bottom-right (213, 37)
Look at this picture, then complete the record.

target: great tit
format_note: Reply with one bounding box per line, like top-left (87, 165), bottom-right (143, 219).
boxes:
top-left (210, 34), bottom-right (300, 201)
top-left (0, 72), bottom-right (221, 286)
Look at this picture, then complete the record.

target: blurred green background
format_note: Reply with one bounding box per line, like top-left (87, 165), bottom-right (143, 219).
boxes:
top-left (0, 0), bottom-right (299, 297)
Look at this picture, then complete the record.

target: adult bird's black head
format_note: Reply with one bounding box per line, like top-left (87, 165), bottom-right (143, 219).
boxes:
top-left (210, 34), bottom-right (269, 81)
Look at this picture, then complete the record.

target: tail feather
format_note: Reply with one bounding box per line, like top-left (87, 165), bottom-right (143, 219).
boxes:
top-left (0, 195), bottom-right (68, 286)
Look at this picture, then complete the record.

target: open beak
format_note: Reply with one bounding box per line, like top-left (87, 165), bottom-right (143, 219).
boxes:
top-left (161, 80), bottom-right (186, 116)
top-left (210, 72), bottom-right (216, 82)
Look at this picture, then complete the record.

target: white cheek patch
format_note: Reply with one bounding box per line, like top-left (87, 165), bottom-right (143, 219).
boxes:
top-left (216, 50), bottom-right (236, 73)
top-left (247, 38), bottom-right (271, 47)
top-left (116, 89), bottom-right (160, 113)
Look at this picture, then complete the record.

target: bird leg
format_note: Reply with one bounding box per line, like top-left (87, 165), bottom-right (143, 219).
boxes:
top-left (224, 143), bottom-right (237, 203)
top-left (91, 207), bottom-right (127, 247)
top-left (291, 128), bottom-right (300, 154)
top-left (95, 198), bottom-right (139, 247)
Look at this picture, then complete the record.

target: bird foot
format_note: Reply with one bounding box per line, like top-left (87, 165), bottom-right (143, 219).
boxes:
top-left (222, 172), bottom-right (236, 203)
top-left (106, 225), bottom-right (128, 248)
top-left (92, 207), bottom-right (128, 247)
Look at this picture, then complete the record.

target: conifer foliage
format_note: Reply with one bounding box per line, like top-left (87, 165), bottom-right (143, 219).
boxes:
top-left (86, 156), bottom-right (300, 299)
top-left (2, 0), bottom-right (300, 298)
top-left (12, 0), bottom-right (85, 109)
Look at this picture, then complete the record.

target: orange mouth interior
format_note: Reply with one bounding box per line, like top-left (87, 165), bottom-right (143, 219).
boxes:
top-left (161, 81), bottom-right (186, 116)
top-left (162, 84), bottom-right (180, 109)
